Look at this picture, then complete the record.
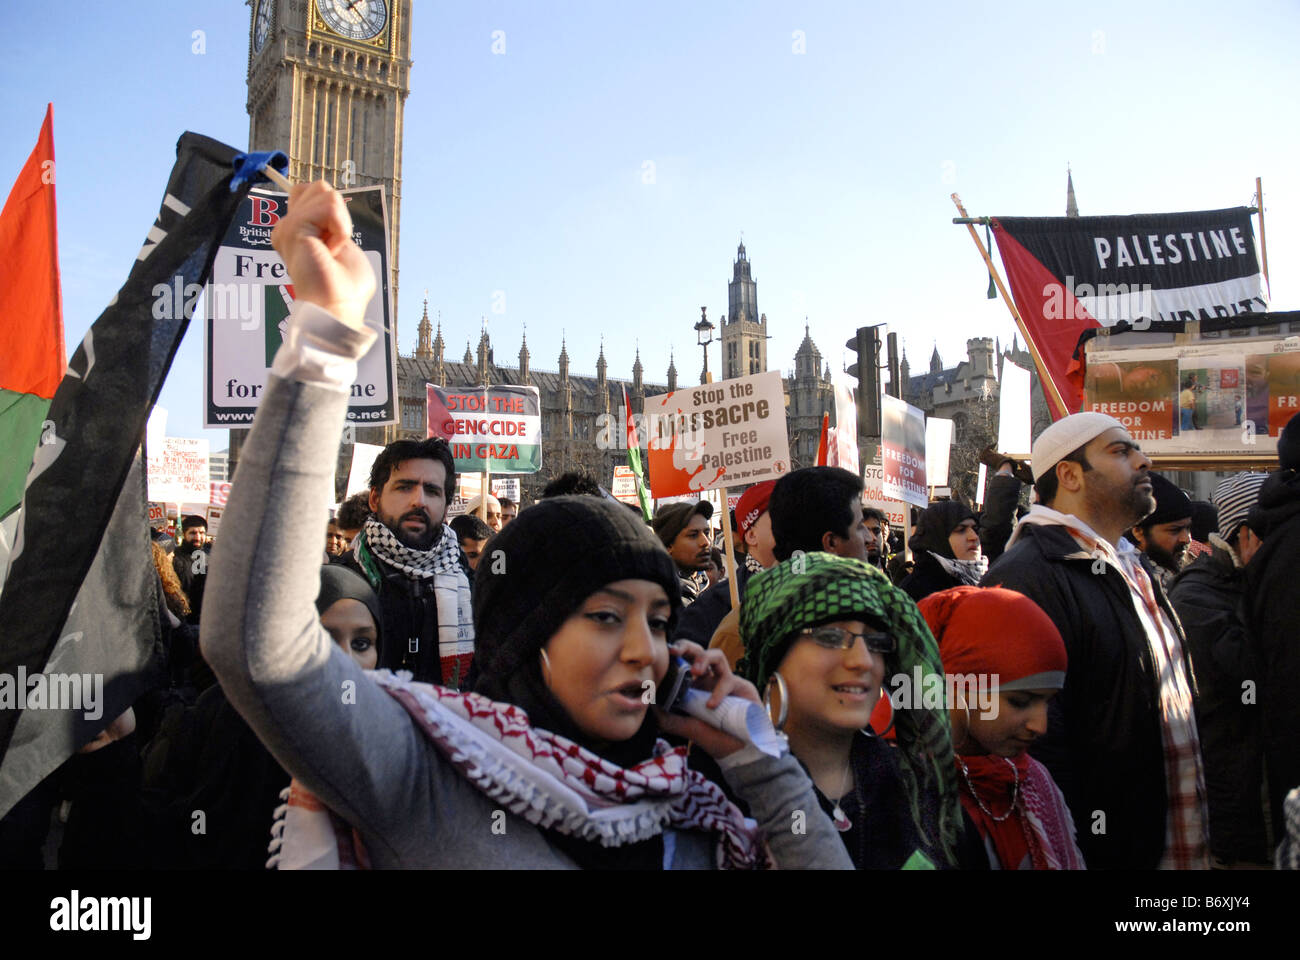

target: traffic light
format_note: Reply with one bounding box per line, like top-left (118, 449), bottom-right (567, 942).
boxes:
top-left (845, 325), bottom-right (882, 438)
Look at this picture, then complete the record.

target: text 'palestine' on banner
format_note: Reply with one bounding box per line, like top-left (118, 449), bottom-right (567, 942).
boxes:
top-left (204, 186), bottom-right (397, 427)
top-left (990, 207), bottom-right (1265, 419)
top-left (426, 383), bottom-right (542, 474)
top-left (644, 370), bottom-right (790, 498)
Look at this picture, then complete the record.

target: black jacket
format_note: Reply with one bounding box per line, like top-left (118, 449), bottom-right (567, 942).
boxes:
top-left (978, 474), bottom-right (1023, 563)
top-left (1242, 468), bottom-right (1300, 843)
top-left (336, 548), bottom-right (473, 686)
top-left (898, 552), bottom-right (962, 603)
top-left (172, 543), bottom-right (211, 625)
top-left (981, 522), bottom-right (1192, 869)
top-left (673, 564), bottom-right (754, 646)
top-left (1169, 542), bottom-right (1269, 862)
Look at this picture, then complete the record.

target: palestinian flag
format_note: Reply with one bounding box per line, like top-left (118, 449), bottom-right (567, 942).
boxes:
top-left (623, 385), bottom-right (651, 522)
top-left (991, 207), bottom-right (1265, 419)
top-left (0, 133), bottom-right (254, 818)
top-left (0, 104), bottom-right (64, 522)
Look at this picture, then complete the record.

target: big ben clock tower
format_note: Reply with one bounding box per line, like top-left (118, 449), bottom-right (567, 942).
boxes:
top-left (246, 0), bottom-right (412, 323)
top-left (236, 0), bottom-right (412, 459)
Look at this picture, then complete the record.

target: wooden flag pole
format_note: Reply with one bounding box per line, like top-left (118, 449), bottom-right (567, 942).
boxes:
top-left (1256, 177), bottom-right (1271, 298)
top-left (263, 166), bottom-right (293, 192)
top-left (478, 472), bottom-right (489, 521)
top-left (719, 488), bottom-right (740, 611)
top-left (950, 193), bottom-right (1071, 419)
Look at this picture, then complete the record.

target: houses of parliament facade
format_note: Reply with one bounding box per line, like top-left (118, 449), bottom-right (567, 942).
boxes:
top-left (393, 243), bottom-right (837, 502)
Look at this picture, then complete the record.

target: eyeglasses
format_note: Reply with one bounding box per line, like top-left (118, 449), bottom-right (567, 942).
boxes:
top-left (799, 626), bottom-right (896, 654)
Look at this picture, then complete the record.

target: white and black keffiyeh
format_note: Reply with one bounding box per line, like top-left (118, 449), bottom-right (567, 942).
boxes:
top-left (932, 551), bottom-right (989, 587)
top-left (360, 516), bottom-right (462, 580)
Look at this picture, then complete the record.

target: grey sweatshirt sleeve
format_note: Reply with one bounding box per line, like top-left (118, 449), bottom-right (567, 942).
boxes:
top-left (199, 373), bottom-right (439, 864)
top-left (719, 746), bottom-right (855, 869)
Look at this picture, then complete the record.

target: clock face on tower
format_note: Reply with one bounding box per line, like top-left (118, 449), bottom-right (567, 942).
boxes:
top-left (315, 0), bottom-right (389, 41)
top-left (253, 0), bottom-right (272, 53)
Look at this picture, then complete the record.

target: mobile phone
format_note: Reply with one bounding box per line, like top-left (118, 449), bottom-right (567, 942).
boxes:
top-left (658, 655), bottom-right (692, 714)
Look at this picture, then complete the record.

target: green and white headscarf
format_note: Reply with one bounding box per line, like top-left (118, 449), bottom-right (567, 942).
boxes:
top-left (738, 552), bottom-right (962, 866)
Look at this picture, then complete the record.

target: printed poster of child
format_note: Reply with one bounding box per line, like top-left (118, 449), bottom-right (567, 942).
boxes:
top-left (1177, 363), bottom-right (1245, 434)
top-left (1084, 359), bottom-right (1177, 442)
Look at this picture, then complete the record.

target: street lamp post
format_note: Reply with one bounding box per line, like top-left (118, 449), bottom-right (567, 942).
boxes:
top-left (694, 306), bottom-right (715, 384)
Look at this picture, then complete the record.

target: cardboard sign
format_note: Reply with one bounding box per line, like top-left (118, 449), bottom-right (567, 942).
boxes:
top-left (204, 187), bottom-right (398, 427)
top-left (427, 384), bottom-right (542, 474)
top-left (611, 465), bottom-right (639, 504)
top-left (924, 418), bottom-right (953, 488)
top-left (345, 442), bottom-right (384, 498)
top-left (491, 477), bottom-right (520, 503)
top-left (644, 371), bottom-right (790, 497)
top-left (881, 394), bottom-right (927, 508)
top-left (829, 380), bottom-right (859, 472)
top-left (147, 502), bottom-right (166, 524)
top-left (209, 481), bottom-right (230, 508)
top-left (863, 458), bottom-right (907, 528)
top-left (147, 438), bottom-right (210, 505)
top-left (207, 506), bottom-right (224, 537)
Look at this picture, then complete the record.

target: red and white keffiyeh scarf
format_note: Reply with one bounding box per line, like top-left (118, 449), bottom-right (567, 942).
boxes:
top-left (958, 753), bottom-right (1086, 870)
top-left (268, 671), bottom-right (767, 870)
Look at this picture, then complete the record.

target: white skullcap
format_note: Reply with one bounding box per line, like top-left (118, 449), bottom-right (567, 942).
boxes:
top-left (1031, 413), bottom-right (1127, 482)
top-left (466, 493), bottom-right (501, 510)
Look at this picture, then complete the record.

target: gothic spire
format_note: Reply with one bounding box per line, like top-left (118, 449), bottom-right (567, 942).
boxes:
top-left (415, 293), bottom-right (433, 359)
top-left (1066, 165), bottom-right (1079, 218)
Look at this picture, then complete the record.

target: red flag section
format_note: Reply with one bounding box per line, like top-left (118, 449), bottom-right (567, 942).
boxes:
top-left (0, 103), bottom-right (64, 399)
top-left (815, 411), bottom-right (829, 466)
top-left (991, 219), bottom-right (1097, 420)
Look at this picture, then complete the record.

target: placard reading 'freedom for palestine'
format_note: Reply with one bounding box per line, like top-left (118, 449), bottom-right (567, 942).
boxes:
top-left (427, 384), bottom-right (542, 474)
top-left (204, 187), bottom-right (398, 427)
top-left (644, 371), bottom-right (790, 497)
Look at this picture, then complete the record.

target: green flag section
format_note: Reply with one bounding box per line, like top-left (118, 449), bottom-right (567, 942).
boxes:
top-left (0, 390), bottom-right (50, 517)
top-left (427, 383), bottom-right (542, 475)
top-left (0, 104), bottom-right (65, 519)
top-left (623, 385), bottom-right (651, 521)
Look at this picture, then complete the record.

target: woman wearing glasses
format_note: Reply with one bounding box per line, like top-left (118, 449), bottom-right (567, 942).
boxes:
top-left (739, 552), bottom-right (983, 869)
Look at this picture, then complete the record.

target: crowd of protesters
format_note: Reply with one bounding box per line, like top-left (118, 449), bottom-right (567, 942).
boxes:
top-left (3, 180), bottom-right (1298, 871)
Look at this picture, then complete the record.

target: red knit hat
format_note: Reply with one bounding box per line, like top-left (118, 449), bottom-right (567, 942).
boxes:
top-left (918, 586), bottom-right (1067, 692)
top-left (735, 480), bottom-right (776, 538)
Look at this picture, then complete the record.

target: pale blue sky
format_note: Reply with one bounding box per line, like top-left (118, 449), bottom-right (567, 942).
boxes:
top-left (3, 0), bottom-right (1297, 444)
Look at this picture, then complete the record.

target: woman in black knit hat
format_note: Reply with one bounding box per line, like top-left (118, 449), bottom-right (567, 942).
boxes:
top-left (899, 501), bottom-right (987, 602)
top-left (243, 497), bottom-right (852, 870)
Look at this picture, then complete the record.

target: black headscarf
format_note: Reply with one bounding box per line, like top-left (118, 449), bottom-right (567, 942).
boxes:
top-left (471, 495), bottom-right (684, 869)
top-left (912, 502), bottom-right (977, 559)
top-left (315, 564), bottom-right (383, 658)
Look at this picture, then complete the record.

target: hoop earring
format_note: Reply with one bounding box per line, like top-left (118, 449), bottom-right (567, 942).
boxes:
top-left (951, 693), bottom-right (973, 753)
top-left (861, 687), bottom-right (895, 739)
top-left (763, 673), bottom-right (789, 732)
top-left (539, 648), bottom-right (552, 688)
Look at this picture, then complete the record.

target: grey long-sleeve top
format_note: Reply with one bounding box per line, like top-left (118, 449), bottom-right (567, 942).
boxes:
top-left (200, 306), bottom-right (852, 869)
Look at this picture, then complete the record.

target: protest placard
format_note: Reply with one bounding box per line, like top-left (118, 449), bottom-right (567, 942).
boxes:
top-left (881, 394), bottom-right (927, 508)
top-left (345, 442), bottom-right (384, 498)
top-left (204, 187), bottom-right (398, 427)
top-left (863, 456), bottom-right (907, 528)
top-left (611, 465), bottom-right (638, 504)
top-left (427, 384), bottom-right (542, 474)
top-left (924, 417), bottom-right (953, 488)
top-left (147, 438), bottom-right (210, 504)
top-left (643, 371), bottom-right (790, 497)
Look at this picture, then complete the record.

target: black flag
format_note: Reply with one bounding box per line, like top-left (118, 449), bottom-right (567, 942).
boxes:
top-left (0, 133), bottom-right (253, 818)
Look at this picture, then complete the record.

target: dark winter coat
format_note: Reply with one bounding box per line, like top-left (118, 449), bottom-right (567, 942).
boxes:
top-left (898, 552), bottom-right (962, 603)
top-left (673, 564), bottom-right (754, 646)
top-left (1242, 468), bottom-right (1300, 843)
top-left (1169, 542), bottom-right (1269, 863)
top-left (978, 474), bottom-right (1024, 563)
top-left (172, 543), bottom-right (211, 624)
top-left (981, 522), bottom-right (1192, 869)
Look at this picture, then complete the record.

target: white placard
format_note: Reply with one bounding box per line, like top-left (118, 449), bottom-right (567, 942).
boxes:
top-left (924, 417), bottom-right (954, 488)
top-left (345, 442), bottom-right (384, 498)
top-left (880, 394), bottom-right (928, 508)
top-left (147, 438), bottom-right (210, 504)
top-left (998, 361), bottom-right (1032, 458)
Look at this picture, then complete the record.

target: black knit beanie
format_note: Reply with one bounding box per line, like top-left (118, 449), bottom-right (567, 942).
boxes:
top-left (912, 501), bottom-right (977, 559)
top-left (471, 495), bottom-right (682, 756)
top-left (1140, 472), bottom-right (1192, 527)
top-left (1279, 412), bottom-right (1300, 472)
